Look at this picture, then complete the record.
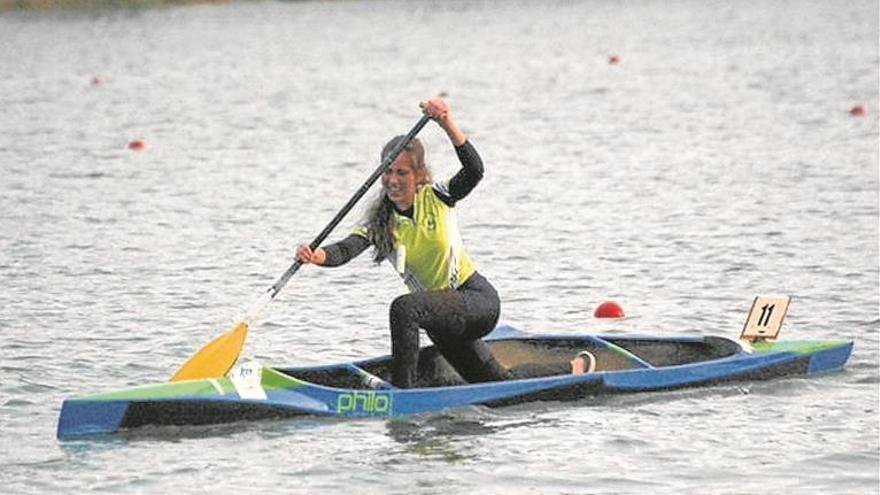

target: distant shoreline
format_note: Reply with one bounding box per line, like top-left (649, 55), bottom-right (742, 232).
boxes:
top-left (0, 0), bottom-right (227, 11)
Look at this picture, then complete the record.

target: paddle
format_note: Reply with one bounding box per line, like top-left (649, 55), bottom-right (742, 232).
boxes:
top-left (170, 114), bottom-right (432, 382)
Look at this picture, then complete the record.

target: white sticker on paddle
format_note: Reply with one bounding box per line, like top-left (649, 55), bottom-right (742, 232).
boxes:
top-left (229, 360), bottom-right (267, 400)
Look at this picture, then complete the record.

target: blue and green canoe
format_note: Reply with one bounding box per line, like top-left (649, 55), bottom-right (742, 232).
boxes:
top-left (57, 325), bottom-right (853, 440)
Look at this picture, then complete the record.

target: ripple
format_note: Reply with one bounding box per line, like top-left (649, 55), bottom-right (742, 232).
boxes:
top-left (2, 398), bottom-right (35, 408)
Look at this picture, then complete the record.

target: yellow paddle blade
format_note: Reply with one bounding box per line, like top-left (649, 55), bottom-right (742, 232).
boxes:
top-left (170, 321), bottom-right (249, 382)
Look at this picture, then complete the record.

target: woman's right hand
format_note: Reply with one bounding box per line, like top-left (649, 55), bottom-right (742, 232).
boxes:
top-left (295, 244), bottom-right (326, 265)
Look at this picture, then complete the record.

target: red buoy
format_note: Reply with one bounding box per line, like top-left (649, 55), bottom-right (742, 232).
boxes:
top-left (608, 55), bottom-right (621, 65)
top-left (91, 76), bottom-right (104, 85)
top-left (850, 105), bottom-right (866, 116)
top-left (594, 301), bottom-right (625, 318)
top-left (128, 140), bottom-right (146, 151)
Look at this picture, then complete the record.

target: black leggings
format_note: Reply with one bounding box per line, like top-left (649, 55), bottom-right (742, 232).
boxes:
top-left (388, 272), bottom-right (509, 388)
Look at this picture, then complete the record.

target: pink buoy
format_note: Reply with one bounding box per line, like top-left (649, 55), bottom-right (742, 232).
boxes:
top-left (128, 139), bottom-right (146, 151)
top-left (608, 55), bottom-right (621, 65)
top-left (594, 301), bottom-right (625, 318)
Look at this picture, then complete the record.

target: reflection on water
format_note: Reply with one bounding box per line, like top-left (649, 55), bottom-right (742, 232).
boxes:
top-left (385, 417), bottom-right (477, 462)
top-left (387, 411), bottom-right (498, 440)
top-left (384, 408), bottom-right (567, 464)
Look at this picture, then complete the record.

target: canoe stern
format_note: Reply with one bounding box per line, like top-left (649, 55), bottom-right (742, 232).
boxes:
top-left (806, 341), bottom-right (854, 374)
top-left (749, 339), bottom-right (854, 374)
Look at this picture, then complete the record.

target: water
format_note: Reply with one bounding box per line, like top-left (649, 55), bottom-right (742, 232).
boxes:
top-left (1, 0), bottom-right (878, 493)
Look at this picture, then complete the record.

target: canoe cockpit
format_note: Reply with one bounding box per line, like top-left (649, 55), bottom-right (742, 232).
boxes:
top-left (277, 335), bottom-right (744, 390)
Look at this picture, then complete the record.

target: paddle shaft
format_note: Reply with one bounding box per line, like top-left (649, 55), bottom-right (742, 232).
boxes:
top-left (268, 114), bottom-right (432, 299)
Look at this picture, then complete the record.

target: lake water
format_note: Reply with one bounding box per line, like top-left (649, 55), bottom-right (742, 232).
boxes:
top-left (1, 0), bottom-right (878, 493)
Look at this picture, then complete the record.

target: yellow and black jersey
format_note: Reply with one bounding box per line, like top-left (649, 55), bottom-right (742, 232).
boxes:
top-left (321, 140), bottom-right (485, 292)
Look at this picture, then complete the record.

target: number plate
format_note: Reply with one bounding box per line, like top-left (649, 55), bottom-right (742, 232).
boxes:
top-left (740, 295), bottom-right (791, 342)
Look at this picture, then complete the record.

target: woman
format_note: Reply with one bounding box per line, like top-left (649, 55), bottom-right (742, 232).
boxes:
top-left (295, 97), bottom-right (509, 388)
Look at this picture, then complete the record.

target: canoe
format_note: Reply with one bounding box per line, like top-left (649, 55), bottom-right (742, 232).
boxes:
top-left (56, 324), bottom-right (853, 440)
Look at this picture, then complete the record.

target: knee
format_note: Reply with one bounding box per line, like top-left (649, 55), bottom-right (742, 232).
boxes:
top-left (389, 295), bottom-right (417, 326)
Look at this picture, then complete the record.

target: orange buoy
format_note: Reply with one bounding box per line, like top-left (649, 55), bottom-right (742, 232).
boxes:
top-left (594, 301), bottom-right (625, 318)
top-left (608, 55), bottom-right (621, 65)
top-left (850, 105), bottom-right (865, 116)
top-left (128, 140), bottom-right (146, 151)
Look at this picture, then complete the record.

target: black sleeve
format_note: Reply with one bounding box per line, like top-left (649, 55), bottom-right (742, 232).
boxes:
top-left (435, 140), bottom-right (484, 206)
top-left (321, 234), bottom-right (371, 267)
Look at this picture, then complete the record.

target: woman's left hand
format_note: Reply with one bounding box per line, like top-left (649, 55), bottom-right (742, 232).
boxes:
top-left (420, 97), bottom-right (466, 146)
top-left (420, 97), bottom-right (452, 127)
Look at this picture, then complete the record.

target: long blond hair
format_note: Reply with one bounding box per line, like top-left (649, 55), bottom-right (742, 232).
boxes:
top-left (364, 136), bottom-right (431, 264)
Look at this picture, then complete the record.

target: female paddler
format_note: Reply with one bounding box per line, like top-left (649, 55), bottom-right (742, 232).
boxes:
top-left (295, 97), bottom-right (509, 388)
